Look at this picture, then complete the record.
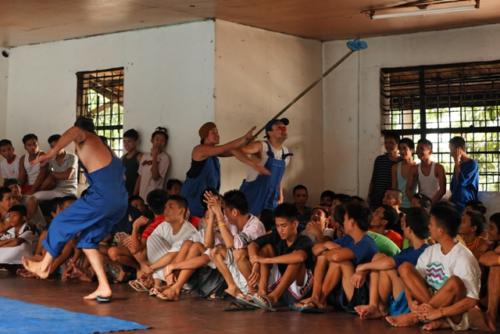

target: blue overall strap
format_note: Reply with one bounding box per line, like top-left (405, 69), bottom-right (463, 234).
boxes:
top-left (181, 156), bottom-right (221, 218)
top-left (240, 141), bottom-right (287, 215)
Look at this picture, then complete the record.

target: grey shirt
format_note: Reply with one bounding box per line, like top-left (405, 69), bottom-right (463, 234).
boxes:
top-left (49, 153), bottom-right (77, 194)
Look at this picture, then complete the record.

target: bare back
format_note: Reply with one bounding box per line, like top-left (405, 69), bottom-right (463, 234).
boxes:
top-left (75, 132), bottom-right (113, 173)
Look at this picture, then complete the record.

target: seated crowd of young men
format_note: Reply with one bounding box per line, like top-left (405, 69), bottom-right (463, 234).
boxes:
top-left (0, 131), bottom-right (499, 332)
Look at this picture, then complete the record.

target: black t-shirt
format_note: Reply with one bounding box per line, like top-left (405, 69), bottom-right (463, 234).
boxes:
top-left (254, 230), bottom-right (314, 273)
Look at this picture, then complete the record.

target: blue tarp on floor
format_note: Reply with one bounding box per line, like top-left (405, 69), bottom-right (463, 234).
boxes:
top-left (0, 296), bottom-right (148, 334)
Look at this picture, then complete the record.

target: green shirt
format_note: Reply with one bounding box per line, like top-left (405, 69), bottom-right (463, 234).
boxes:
top-left (367, 231), bottom-right (401, 256)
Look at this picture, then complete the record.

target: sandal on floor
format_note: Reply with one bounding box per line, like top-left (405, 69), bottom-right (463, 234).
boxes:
top-left (156, 290), bottom-right (179, 301)
top-left (250, 294), bottom-right (276, 312)
top-left (128, 279), bottom-right (148, 292)
top-left (299, 301), bottom-right (326, 314)
top-left (149, 287), bottom-right (160, 296)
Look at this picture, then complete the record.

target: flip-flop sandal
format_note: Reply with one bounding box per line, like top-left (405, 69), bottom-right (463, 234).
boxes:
top-left (96, 296), bottom-right (112, 303)
top-left (156, 291), bottom-right (178, 301)
top-left (299, 302), bottom-right (326, 314)
top-left (149, 288), bottom-right (160, 296)
top-left (235, 294), bottom-right (260, 309)
top-left (224, 301), bottom-right (257, 312)
top-left (250, 294), bottom-right (276, 312)
top-left (128, 279), bottom-right (149, 292)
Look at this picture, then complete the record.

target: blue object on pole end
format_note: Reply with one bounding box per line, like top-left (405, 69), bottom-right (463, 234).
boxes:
top-left (347, 39), bottom-right (368, 51)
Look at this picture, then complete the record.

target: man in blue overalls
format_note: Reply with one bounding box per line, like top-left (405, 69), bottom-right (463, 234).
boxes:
top-left (239, 118), bottom-right (291, 216)
top-left (22, 117), bottom-right (128, 303)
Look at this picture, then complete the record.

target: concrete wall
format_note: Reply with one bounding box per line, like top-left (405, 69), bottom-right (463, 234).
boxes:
top-left (323, 24), bottom-right (500, 214)
top-left (215, 20), bottom-right (324, 203)
top-left (5, 21), bottom-right (215, 180)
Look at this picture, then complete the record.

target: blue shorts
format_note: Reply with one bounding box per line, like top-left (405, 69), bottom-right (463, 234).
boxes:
top-left (388, 291), bottom-right (410, 316)
top-left (43, 158), bottom-right (128, 257)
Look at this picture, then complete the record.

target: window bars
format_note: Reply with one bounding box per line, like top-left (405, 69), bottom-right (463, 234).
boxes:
top-left (381, 60), bottom-right (500, 191)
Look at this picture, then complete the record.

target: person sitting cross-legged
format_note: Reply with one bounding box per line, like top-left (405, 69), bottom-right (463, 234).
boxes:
top-left (294, 201), bottom-right (377, 313)
top-left (385, 203), bottom-right (481, 331)
top-left (354, 207), bottom-right (430, 320)
top-left (239, 203), bottom-right (314, 310)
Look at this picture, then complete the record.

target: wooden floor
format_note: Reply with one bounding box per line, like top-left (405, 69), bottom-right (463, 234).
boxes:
top-left (0, 272), bottom-right (489, 334)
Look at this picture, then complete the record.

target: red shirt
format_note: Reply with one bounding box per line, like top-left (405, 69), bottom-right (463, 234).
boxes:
top-left (385, 229), bottom-right (403, 249)
top-left (141, 215), bottom-right (165, 239)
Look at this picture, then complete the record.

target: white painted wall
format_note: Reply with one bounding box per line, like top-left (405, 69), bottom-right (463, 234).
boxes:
top-left (6, 21), bottom-right (215, 180)
top-left (323, 24), bottom-right (500, 214)
top-left (215, 20), bottom-right (324, 203)
top-left (0, 54), bottom-right (9, 186)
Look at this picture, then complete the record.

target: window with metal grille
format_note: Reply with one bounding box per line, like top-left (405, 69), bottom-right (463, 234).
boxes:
top-left (381, 60), bottom-right (500, 192)
top-left (76, 68), bottom-right (124, 157)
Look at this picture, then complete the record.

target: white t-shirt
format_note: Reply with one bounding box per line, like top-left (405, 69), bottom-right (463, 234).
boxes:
top-left (416, 242), bottom-right (481, 299)
top-left (138, 152), bottom-right (170, 202)
top-left (49, 153), bottom-right (78, 193)
top-left (245, 141), bottom-right (290, 182)
top-left (0, 156), bottom-right (20, 180)
top-left (233, 215), bottom-right (266, 249)
top-left (149, 220), bottom-right (198, 253)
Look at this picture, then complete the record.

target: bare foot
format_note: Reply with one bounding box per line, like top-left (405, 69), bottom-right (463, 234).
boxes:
top-left (225, 286), bottom-right (241, 298)
top-left (22, 257), bottom-right (50, 279)
top-left (385, 313), bottom-right (419, 327)
top-left (83, 286), bottom-right (112, 300)
top-left (157, 287), bottom-right (180, 301)
top-left (355, 304), bottom-right (384, 319)
top-left (422, 319), bottom-right (447, 331)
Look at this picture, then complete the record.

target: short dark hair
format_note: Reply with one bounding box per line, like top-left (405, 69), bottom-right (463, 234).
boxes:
top-left (490, 212), bottom-right (500, 232)
top-left (8, 204), bottom-right (27, 217)
top-left (259, 209), bottom-right (275, 232)
top-left (0, 187), bottom-right (12, 201)
top-left (345, 201), bottom-right (371, 231)
top-left (417, 138), bottom-right (433, 150)
top-left (382, 130), bottom-right (400, 143)
top-left (0, 139), bottom-right (12, 148)
top-left (399, 138), bottom-right (415, 151)
top-left (412, 193), bottom-right (432, 210)
top-left (3, 178), bottom-right (19, 188)
top-left (151, 127), bottom-right (169, 142)
top-left (464, 210), bottom-right (486, 236)
top-left (146, 189), bottom-right (169, 215)
top-left (405, 207), bottom-right (430, 239)
top-left (74, 116), bottom-right (95, 133)
top-left (449, 136), bottom-right (466, 150)
top-left (274, 203), bottom-right (299, 222)
top-left (167, 195), bottom-right (188, 211)
top-left (381, 204), bottom-right (400, 230)
top-left (333, 204), bottom-right (346, 225)
top-left (123, 129), bottom-right (139, 141)
top-left (22, 133), bottom-right (38, 144)
top-left (166, 179), bottom-right (183, 191)
top-left (293, 184), bottom-right (308, 194)
top-left (430, 203), bottom-right (461, 238)
top-left (222, 190), bottom-right (249, 215)
top-left (128, 195), bottom-right (144, 205)
top-left (465, 200), bottom-right (487, 215)
top-left (48, 134), bottom-right (61, 144)
top-left (320, 190), bottom-right (335, 200)
top-left (333, 193), bottom-right (352, 204)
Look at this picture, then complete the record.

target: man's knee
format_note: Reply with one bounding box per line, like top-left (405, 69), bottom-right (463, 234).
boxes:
top-left (259, 244), bottom-right (274, 257)
top-left (372, 252), bottom-right (387, 261)
top-left (233, 248), bottom-right (248, 262)
top-left (397, 262), bottom-right (415, 278)
top-left (108, 247), bottom-right (120, 261)
top-left (443, 276), bottom-right (465, 292)
top-left (212, 246), bottom-right (227, 259)
top-left (181, 240), bottom-right (193, 250)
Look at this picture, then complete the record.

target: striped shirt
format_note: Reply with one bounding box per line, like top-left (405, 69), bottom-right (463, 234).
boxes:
top-left (369, 154), bottom-right (400, 208)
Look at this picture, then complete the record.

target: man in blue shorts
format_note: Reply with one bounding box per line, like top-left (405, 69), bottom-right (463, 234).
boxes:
top-left (22, 117), bottom-right (128, 302)
top-left (354, 207), bottom-right (429, 319)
